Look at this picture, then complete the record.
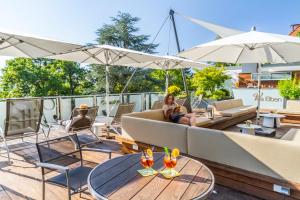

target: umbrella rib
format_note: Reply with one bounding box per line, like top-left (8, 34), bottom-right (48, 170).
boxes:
top-left (234, 46), bottom-right (245, 64)
top-left (83, 49), bottom-right (105, 64)
top-left (267, 45), bottom-right (288, 63)
top-left (194, 46), bottom-right (224, 61)
top-left (109, 51), bottom-right (128, 65)
top-left (4, 39), bottom-right (33, 58)
top-left (20, 40), bottom-right (58, 56)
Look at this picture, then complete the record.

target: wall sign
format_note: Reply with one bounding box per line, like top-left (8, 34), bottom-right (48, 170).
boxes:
top-left (233, 88), bottom-right (284, 109)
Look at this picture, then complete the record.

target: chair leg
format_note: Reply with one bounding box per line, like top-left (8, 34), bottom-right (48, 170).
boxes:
top-left (3, 138), bottom-right (11, 164)
top-left (42, 176), bottom-right (46, 200)
top-left (89, 128), bottom-right (102, 143)
top-left (65, 171), bottom-right (71, 200)
top-left (36, 132), bottom-right (39, 143)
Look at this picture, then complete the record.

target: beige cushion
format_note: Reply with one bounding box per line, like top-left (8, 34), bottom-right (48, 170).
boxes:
top-left (187, 127), bottom-right (300, 183)
top-left (122, 116), bottom-right (189, 153)
top-left (287, 100), bottom-right (300, 110)
top-left (230, 99), bottom-right (244, 108)
top-left (125, 109), bottom-right (166, 121)
top-left (219, 106), bottom-right (256, 117)
top-left (213, 100), bottom-right (232, 111)
top-left (277, 109), bottom-right (300, 115)
top-left (281, 128), bottom-right (300, 143)
top-left (195, 117), bottom-right (211, 126)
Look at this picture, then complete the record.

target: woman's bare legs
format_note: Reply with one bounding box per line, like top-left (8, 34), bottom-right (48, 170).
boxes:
top-left (178, 117), bottom-right (190, 125)
top-left (178, 113), bottom-right (196, 127)
top-left (184, 113), bottom-right (196, 126)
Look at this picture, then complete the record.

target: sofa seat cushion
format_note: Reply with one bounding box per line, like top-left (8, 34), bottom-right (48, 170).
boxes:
top-left (219, 106), bottom-right (256, 117)
top-left (277, 109), bottom-right (300, 115)
top-left (281, 128), bottom-right (300, 143)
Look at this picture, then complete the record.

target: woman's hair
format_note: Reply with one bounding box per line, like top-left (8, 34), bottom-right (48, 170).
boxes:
top-left (164, 94), bottom-right (175, 105)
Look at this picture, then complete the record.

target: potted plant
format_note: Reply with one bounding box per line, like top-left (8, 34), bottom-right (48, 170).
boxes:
top-left (278, 78), bottom-right (300, 107)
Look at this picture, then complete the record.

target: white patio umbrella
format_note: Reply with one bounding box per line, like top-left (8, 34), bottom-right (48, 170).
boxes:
top-left (124, 55), bottom-right (208, 92)
top-left (179, 28), bottom-right (300, 122)
top-left (47, 44), bottom-right (164, 126)
top-left (0, 29), bottom-right (82, 58)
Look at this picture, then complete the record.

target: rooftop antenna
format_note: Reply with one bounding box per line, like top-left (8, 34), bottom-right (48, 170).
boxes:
top-left (169, 9), bottom-right (192, 113)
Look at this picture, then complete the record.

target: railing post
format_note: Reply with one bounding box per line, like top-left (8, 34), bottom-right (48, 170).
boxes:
top-left (149, 93), bottom-right (152, 110)
top-left (127, 94), bottom-right (130, 104)
top-left (93, 95), bottom-right (97, 107)
top-left (141, 93), bottom-right (145, 111)
top-left (57, 97), bottom-right (62, 120)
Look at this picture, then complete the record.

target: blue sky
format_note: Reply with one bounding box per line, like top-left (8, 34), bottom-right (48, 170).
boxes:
top-left (1, 0), bottom-right (300, 65)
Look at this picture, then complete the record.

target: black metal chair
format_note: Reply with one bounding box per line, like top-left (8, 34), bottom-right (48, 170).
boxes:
top-left (36, 134), bottom-right (111, 200)
top-left (0, 98), bottom-right (44, 163)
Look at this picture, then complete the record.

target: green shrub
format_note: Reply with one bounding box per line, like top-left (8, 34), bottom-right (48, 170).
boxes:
top-left (167, 85), bottom-right (181, 96)
top-left (192, 66), bottom-right (231, 99)
top-left (210, 89), bottom-right (230, 100)
top-left (278, 79), bottom-right (300, 100)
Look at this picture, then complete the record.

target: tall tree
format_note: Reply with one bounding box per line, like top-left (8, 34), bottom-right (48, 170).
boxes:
top-left (90, 12), bottom-right (160, 94)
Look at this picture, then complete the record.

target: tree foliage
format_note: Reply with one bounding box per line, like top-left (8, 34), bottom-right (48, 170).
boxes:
top-left (0, 58), bottom-right (91, 97)
top-left (192, 66), bottom-right (231, 100)
top-left (90, 12), bottom-right (162, 94)
top-left (278, 78), bottom-right (300, 100)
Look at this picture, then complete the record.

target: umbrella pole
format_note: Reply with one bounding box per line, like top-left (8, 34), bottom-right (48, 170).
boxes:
top-left (105, 65), bottom-right (111, 135)
top-left (165, 70), bottom-right (169, 94)
top-left (256, 63), bottom-right (262, 124)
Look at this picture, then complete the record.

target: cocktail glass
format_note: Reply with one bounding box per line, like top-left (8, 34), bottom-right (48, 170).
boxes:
top-left (140, 155), bottom-right (154, 175)
top-left (163, 155), bottom-right (177, 176)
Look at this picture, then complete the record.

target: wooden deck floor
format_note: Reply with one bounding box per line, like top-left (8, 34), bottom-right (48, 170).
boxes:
top-left (0, 125), bottom-right (276, 200)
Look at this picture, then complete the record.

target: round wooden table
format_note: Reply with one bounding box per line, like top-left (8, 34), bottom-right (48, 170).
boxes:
top-left (88, 152), bottom-right (215, 200)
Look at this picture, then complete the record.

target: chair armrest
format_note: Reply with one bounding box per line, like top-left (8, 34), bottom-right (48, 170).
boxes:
top-left (81, 148), bottom-right (112, 159)
top-left (36, 162), bottom-right (69, 173)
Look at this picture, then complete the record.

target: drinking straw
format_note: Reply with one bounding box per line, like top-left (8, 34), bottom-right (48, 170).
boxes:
top-left (164, 147), bottom-right (169, 157)
top-left (141, 148), bottom-right (150, 167)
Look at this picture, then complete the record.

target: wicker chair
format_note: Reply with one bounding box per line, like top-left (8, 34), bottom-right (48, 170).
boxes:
top-left (0, 98), bottom-right (44, 163)
top-left (36, 134), bottom-right (111, 200)
top-left (110, 103), bottom-right (135, 134)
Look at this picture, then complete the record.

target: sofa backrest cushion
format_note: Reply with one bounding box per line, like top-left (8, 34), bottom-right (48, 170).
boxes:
top-left (124, 109), bottom-right (166, 121)
top-left (286, 100), bottom-right (300, 111)
top-left (122, 116), bottom-right (188, 153)
top-left (187, 127), bottom-right (300, 183)
top-left (213, 99), bottom-right (243, 111)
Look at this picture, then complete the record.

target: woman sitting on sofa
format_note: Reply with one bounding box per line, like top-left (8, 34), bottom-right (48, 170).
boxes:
top-left (163, 94), bottom-right (196, 126)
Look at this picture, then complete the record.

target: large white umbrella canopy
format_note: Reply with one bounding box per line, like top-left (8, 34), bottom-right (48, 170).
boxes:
top-left (124, 55), bottom-right (207, 70)
top-left (48, 44), bottom-right (163, 65)
top-left (179, 30), bottom-right (300, 64)
top-left (47, 44), bottom-right (164, 127)
top-left (179, 29), bottom-right (300, 122)
top-left (0, 29), bottom-right (82, 58)
top-left (124, 55), bottom-right (208, 99)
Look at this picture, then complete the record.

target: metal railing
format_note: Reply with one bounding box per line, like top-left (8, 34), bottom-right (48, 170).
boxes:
top-left (0, 92), bottom-right (164, 124)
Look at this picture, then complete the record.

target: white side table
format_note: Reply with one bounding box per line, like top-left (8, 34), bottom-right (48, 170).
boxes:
top-left (93, 122), bottom-right (106, 137)
top-left (237, 124), bottom-right (261, 135)
top-left (260, 114), bottom-right (285, 128)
